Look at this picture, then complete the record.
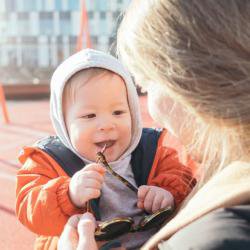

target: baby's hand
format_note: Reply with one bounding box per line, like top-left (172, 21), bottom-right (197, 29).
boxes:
top-left (69, 163), bottom-right (106, 208)
top-left (137, 185), bottom-right (174, 213)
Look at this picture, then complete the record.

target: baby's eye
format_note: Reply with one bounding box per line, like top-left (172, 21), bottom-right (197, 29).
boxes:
top-left (113, 110), bottom-right (125, 116)
top-left (82, 114), bottom-right (96, 119)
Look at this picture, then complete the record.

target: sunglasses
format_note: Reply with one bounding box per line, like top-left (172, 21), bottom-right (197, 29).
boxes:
top-left (92, 146), bottom-right (173, 241)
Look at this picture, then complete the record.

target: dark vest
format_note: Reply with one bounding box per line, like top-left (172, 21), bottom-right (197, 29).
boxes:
top-left (36, 128), bottom-right (162, 219)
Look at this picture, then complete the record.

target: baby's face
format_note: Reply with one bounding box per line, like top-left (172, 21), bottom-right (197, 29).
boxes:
top-left (65, 72), bottom-right (132, 162)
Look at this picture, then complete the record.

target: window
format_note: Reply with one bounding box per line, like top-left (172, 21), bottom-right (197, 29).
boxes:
top-left (69, 36), bottom-right (77, 54)
top-left (21, 37), bottom-right (38, 67)
top-left (0, 1), bottom-right (6, 12)
top-left (22, 0), bottom-right (37, 11)
top-left (68, 0), bottom-right (80, 11)
top-left (5, 0), bottom-right (16, 12)
top-left (57, 36), bottom-right (64, 63)
top-left (59, 12), bottom-right (71, 35)
top-left (37, 0), bottom-right (46, 11)
top-left (95, 0), bottom-right (107, 11)
top-left (39, 12), bottom-right (53, 35)
top-left (24, 0), bottom-right (37, 11)
top-left (100, 11), bottom-right (106, 19)
top-left (91, 35), bottom-right (98, 48)
top-left (7, 47), bottom-right (17, 66)
top-left (55, 0), bottom-right (62, 11)
top-left (88, 11), bottom-right (93, 19)
top-left (38, 42), bottom-right (49, 67)
top-left (98, 14), bottom-right (108, 35)
top-left (0, 13), bottom-right (7, 37)
top-left (18, 12), bottom-right (30, 35)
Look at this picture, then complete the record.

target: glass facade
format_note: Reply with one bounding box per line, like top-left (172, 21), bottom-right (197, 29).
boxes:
top-left (0, 0), bottom-right (130, 83)
top-left (59, 12), bottom-right (71, 35)
top-left (39, 12), bottom-right (54, 35)
top-left (55, 0), bottom-right (62, 11)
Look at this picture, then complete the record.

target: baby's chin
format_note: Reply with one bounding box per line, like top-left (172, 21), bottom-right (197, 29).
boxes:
top-left (103, 154), bottom-right (119, 163)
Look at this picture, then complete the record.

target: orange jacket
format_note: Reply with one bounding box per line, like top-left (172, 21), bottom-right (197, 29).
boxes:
top-left (16, 130), bottom-right (196, 250)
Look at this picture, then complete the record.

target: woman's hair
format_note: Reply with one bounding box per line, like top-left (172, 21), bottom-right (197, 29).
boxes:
top-left (117, 0), bottom-right (250, 185)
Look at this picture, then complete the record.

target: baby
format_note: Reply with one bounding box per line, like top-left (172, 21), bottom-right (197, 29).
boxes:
top-left (16, 49), bottom-right (196, 250)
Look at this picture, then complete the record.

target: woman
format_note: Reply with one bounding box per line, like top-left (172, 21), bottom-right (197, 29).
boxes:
top-left (59, 1), bottom-right (250, 249)
top-left (117, 1), bottom-right (250, 249)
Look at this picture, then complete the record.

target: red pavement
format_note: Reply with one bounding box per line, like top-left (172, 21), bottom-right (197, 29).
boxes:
top-left (0, 96), bottom-right (157, 250)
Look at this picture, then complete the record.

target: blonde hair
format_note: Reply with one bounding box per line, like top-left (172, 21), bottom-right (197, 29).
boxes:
top-left (117, 0), bottom-right (250, 186)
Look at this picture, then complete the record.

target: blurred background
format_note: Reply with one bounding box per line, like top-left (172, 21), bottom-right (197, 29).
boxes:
top-left (0, 0), bottom-right (130, 98)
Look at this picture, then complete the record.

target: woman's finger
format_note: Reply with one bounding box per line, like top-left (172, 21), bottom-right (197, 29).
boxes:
top-left (78, 212), bottom-right (97, 235)
top-left (66, 214), bottom-right (82, 228)
top-left (77, 212), bottom-right (98, 250)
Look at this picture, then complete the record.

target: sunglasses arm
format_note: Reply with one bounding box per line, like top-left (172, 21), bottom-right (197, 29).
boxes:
top-left (96, 152), bottom-right (138, 193)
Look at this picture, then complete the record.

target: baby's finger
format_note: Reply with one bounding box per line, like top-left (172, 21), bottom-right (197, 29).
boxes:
top-left (83, 188), bottom-right (101, 200)
top-left (143, 189), bottom-right (155, 213)
top-left (81, 170), bottom-right (105, 183)
top-left (152, 194), bottom-right (163, 213)
top-left (82, 178), bottom-right (103, 190)
top-left (137, 200), bottom-right (144, 209)
top-left (81, 163), bottom-right (106, 174)
top-left (160, 197), bottom-right (172, 209)
top-left (138, 185), bottom-right (150, 201)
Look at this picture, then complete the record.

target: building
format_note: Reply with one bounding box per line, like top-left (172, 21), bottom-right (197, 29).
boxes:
top-left (0, 0), bottom-right (130, 84)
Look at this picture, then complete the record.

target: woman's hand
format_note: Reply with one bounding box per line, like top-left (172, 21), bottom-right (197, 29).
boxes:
top-left (77, 213), bottom-right (98, 250)
top-left (58, 213), bottom-right (98, 250)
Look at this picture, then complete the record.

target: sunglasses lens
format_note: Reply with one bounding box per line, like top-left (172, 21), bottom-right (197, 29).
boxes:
top-left (138, 206), bottom-right (173, 231)
top-left (95, 218), bottom-right (133, 241)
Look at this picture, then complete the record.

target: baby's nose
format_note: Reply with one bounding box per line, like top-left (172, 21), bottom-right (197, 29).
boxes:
top-left (98, 119), bottom-right (115, 131)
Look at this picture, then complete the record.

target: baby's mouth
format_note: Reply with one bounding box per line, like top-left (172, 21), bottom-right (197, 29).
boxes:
top-left (95, 140), bottom-right (115, 149)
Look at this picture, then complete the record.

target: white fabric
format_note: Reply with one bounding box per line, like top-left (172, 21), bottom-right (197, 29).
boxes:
top-left (50, 48), bottom-right (142, 163)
